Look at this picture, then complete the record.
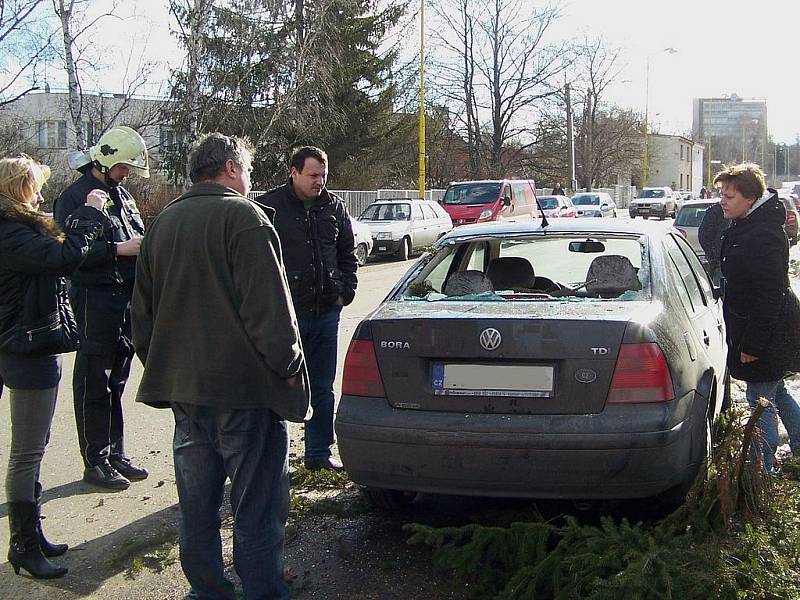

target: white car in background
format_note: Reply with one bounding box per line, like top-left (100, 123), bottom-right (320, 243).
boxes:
top-left (571, 192), bottom-right (617, 218)
top-left (350, 216), bottom-right (373, 266)
top-left (359, 199), bottom-right (453, 261)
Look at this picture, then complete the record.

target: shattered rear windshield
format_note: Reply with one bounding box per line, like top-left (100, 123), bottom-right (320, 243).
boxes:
top-left (398, 234), bottom-right (650, 302)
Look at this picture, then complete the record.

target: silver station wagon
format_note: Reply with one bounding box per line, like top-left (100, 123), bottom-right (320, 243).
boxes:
top-left (336, 219), bottom-right (727, 509)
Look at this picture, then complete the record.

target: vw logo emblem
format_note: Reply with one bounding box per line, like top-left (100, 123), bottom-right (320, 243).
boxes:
top-left (479, 328), bottom-right (502, 351)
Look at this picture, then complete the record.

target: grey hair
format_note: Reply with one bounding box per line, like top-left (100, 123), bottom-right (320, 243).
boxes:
top-left (188, 132), bottom-right (254, 183)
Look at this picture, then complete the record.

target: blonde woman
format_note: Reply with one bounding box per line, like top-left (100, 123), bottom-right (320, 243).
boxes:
top-left (0, 156), bottom-right (111, 578)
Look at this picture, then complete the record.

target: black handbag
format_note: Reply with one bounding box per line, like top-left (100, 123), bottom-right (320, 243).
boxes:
top-left (0, 308), bottom-right (79, 355)
top-left (0, 276), bottom-right (80, 356)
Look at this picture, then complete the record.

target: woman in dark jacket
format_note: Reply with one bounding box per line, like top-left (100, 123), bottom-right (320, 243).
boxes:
top-left (717, 163), bottom-right (800, 474)
top-left (0, 155), bottom-right (111, 578)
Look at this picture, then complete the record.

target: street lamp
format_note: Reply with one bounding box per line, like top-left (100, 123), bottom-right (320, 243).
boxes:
top-left (642, 47), bottom-right (677, 188)
top-left (418, 0), bottom-right (426, 199)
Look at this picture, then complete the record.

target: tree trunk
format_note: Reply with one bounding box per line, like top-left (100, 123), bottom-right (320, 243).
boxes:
top-left (56, 0), bottom-right (84, 148)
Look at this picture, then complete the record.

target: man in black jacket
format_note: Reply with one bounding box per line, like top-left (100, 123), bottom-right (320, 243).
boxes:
top-left (258, 146), bottom-right (357, 471)
top-left (698, 201), bottom-right (729, 286)
top-left (54, 126), bottom-right (148, 490)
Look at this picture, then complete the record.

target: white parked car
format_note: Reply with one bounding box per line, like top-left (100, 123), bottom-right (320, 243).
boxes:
top-left (571, 192), bottom-right (617, 218)
top-left (350, 216), bottom-right (373, 266)
top-left (359, 199), bottom-right (453, 261)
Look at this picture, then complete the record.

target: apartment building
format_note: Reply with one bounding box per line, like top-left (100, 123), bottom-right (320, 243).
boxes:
top-left (647, 134), bottom-right (705, 192)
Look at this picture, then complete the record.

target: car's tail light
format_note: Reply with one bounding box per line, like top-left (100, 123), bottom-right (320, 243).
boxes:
top-left (342, 324), bottom-right (386, 398)
top-left (608, 343), bottom-right (674, 403)
top-left (675, 228), bottom-right (686, 238)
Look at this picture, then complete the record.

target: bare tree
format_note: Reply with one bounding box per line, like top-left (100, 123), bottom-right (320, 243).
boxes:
top-left (51, 0), bottom-right (154, 148)
top-left (0, 0), bottom-right (55, 106)
top-left (572, 37), bottom-right (626, 188)
top-left (432, 0), bottom-right (570, 178)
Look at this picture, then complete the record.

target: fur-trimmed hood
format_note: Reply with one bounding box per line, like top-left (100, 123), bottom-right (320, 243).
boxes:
top-left (0, 194), bottom-right (63, 239)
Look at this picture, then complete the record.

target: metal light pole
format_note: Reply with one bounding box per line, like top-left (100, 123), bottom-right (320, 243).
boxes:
top-left (641, 48), bottom-right (676, 188)
top-left (565, 82), bottom-right (576, 193)
top-left (418, 0), bottom-right (426, 199)
top-left (642, 57), bottom-right (650, 188)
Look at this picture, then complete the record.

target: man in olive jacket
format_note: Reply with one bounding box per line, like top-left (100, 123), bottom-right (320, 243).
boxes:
top-left (258, 146), bottom-right (357, 471)
top-left (132, 133), bottom-right (308, 600)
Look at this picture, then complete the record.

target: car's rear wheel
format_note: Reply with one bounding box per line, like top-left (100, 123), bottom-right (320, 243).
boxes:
top-left (396, 237), bottom-right (411, 261)
top-left (657, 408), bottom-right (712, 510)
top-left (355, 242), bottom-right (368, 266)
top-left (362, 487), bottom-right (418, 510)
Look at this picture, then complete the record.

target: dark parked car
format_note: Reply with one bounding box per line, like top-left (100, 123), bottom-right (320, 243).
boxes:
top-left (336, 219), bottom-right (727, 509)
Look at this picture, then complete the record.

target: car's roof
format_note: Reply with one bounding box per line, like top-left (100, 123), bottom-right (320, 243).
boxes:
top-left (447, 179), bottom-right (533, 185)
top-left (439, 217), bottom-right (672, 241)
top-left (367, 198), bottom-right (423, 204)
top-left (680, 199), bottom-right (717, 208)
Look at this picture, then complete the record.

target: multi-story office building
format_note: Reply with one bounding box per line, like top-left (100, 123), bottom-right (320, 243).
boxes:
top-left (692, 95), bottom-right (768, 167)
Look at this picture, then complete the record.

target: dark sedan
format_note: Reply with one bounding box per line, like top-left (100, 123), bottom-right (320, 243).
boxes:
top-left (336, 219), bottom-right (727, 508)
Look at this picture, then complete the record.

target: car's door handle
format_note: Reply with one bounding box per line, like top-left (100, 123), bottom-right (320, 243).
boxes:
top-left (703, 331), bottom-right (711, 346)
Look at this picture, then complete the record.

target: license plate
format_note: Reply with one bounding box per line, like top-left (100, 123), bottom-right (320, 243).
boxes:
top-left (378, 245), bottom-right (387, 251)
top-left (431, 363), bottom-right (554, 397)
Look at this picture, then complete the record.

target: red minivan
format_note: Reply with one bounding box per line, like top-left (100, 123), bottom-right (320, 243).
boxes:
top-left (439, 179), bottom-right (537, 226)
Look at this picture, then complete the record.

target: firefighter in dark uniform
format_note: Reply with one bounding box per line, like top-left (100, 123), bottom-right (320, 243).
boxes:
top-left (54, 126), bottom-right (150, 490)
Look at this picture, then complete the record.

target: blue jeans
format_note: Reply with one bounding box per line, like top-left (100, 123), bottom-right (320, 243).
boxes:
top-left (297, 305), bottom-right (342, 461)
top-left (745, 379), bottom-right (800, 473)
top-left (172, 403), bottom-right (290, 600)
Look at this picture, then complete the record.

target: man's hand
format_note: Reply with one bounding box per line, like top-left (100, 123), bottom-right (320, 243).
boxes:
top-left (116, 237), bottom-right (143, 257)
top-left (336, 296), bottom-right (344, 306)
top-left (286, 376), bottom-right (298, 387)
top-left (740, 351), bottom-right (759, 364)
top-left (86, 189), bottom-right (108, 212)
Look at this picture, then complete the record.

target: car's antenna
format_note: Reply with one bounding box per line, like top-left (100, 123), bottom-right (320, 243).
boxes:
top-left (527, 180), bottom-right (549, 229)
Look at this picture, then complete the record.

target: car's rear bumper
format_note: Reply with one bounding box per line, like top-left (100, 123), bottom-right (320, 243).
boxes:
top-left (336, 391), bottom-right (704, 499)
top-left (629, 205), bottom-right (668, 218)
top-left (370, 239), bottom-right (403, 255)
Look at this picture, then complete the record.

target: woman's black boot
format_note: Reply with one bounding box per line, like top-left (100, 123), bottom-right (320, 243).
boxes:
top-left (34, 482), bottom-right (68, 557)
top-left (7, 501), bottom-right (68, 579)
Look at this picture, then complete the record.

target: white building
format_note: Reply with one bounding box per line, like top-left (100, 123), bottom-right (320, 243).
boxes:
top-left (0, 89), bottom-right (176, 171)
top-left (647, 134), bottom-right (705, 193)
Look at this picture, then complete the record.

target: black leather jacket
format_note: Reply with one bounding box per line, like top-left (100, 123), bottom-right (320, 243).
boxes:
top-left (0, 206), bottom-right (111, 353)
top-left (54, 172), bottom-right (145, 286)
top-left (257, 182), bottom-right (357, 315)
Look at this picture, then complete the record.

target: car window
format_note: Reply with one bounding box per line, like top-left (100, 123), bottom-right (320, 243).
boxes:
top-left (572, 194), bottom-right (600, 205)
top-left (664, 235), bottom-right (705, 313)
top-left (399, 234), bottom-right (649, 301)
top-left (466, 242), bottom-right (488, 271)
top-left (360, 202), bottom-right (412, 221)
top-left (538, 197), bottom-right (559, 209)
top-left (672, 234), bottom-right (714, 302)
top-left (411, 203), bottom-right (423, 220)
top-left (674, 205), bottom-right (712, 227)
top-left (442, 182), bottom-right (501, 205)
top-left (421, 205), bottom-right (437, 220)
top-left (639, 189), bottom-right (666, 198)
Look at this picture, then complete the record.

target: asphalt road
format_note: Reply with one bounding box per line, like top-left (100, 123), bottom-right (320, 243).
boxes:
top-left (0, 256), bottom-right (412, 599)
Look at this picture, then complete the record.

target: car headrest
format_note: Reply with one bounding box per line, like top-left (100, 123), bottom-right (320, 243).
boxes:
top-left (585, 255), bottom-right (641, 297)
top-left (485, 257), bottom-right (535, 290)
top-left (443, 270), bottom-right (494, 296)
